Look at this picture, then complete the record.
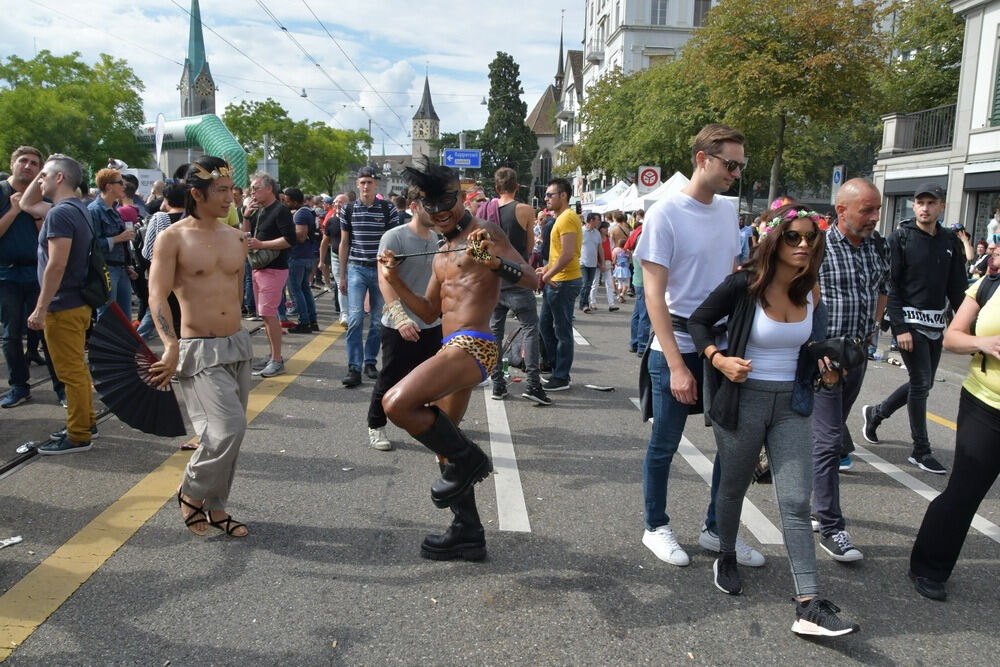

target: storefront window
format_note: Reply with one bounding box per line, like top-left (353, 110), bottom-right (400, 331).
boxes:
top-left (973, 191), bottom-right (1000, 242)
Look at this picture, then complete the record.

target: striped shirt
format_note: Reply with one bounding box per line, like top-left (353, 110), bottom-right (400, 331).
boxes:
top-left (341, 199), bottom-right (399, 262)
top-left (819, 224), bottom-right (890, 339)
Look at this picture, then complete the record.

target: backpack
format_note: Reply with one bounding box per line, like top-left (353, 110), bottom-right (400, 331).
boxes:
top-left (64, 199), bottom-right (112, 309)
top-left (131, 221), bottom-right (151, 272)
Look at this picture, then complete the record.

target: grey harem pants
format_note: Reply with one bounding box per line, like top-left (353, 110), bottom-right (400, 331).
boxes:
top-left (176, 329), bottom-right (253, 511)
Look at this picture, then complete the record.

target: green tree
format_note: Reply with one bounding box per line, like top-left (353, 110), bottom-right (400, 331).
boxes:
top-left (879, 0), bottom-right (964, 113)
top-left (297, 124), bottom-right (370, 195)
top-left (681, 0), bottom-right (887, 202)
top-left (480, 52), bottom-right (538, 197)
top-left (223, 98), bottom-right (370, 191)
top-left (0, 50), bottom-right (147, 176)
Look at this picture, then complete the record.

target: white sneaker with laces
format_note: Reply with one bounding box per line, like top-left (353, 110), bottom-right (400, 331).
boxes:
top-left (698, 525), bottom-right (766, 567)
top-left (642, 525), bottom-right (690, 566)
top-left (368, 427), bottom-right (392, 451)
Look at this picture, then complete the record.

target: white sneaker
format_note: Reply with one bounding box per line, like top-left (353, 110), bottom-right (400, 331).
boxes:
top-left (368, 427), bottom-right (392, 451)
top-left (642, 525), bottom-right (690, 566)
top-left (339, 314), bottom-right (349, 327)
top-left (698, 525), bottom-right (766, 567)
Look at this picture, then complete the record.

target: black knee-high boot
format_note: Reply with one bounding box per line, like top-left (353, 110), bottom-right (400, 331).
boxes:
top-left (420, 462), bottom-right (486, 561)
top-left (413, 406), bottom-right (492, 508)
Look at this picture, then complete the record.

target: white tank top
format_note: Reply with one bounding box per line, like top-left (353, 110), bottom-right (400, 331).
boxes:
top-left (745, 292), bottom-right (813, 381)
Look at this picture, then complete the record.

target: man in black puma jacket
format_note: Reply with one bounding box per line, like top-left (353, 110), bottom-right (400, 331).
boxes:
top-left (862, 183), bottom-right (967, 474)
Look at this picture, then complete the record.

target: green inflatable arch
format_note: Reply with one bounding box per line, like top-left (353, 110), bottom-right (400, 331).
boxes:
top-left (134, 114), bottom-right (248, 187)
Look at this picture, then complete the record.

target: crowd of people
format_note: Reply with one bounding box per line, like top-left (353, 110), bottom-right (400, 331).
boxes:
top-left (2, 122), bottom-right (999, 641)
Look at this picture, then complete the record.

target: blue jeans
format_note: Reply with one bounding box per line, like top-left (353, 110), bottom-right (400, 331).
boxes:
top-left (579, 266), bottom-right (597, 309)
top-left (0, 279), bottom-right (62, 393)
top-left (538, 277), bottom-right (581, 382)
top-left (288, 258), bottom-right (317, 325)
top-left (346, 263), bottom-right (383, 370)
top-left (644, 349), bottom-right (721, 531)
top-left (98, 265), bottom-right (132, 321)
top-left (629, 286), bottom-right (651, 353)
top-left (243, 259), bottom-right (255, 313)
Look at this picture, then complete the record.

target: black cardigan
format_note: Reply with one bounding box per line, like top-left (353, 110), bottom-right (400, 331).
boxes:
top-left (687, 271), bottom-right (827, 430)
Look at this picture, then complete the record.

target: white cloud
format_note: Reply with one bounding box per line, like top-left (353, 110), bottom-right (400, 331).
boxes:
top-left (1, 0), bottom-right (586, 154)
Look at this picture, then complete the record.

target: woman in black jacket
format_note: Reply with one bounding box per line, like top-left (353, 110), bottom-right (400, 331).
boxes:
top-left (689, 199), bottom-right (857, 638)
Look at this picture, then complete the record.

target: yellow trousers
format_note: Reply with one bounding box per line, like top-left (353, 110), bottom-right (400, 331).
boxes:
top-left (43, 305), bottom-right (95, 443)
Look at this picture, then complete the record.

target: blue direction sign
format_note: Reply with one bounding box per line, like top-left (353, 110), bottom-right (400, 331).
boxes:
top-left (443, 149), bottom-right (482, 169)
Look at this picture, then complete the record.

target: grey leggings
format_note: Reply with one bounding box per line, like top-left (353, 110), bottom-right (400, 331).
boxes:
top-left (712, 378), bottom-right (818, 597)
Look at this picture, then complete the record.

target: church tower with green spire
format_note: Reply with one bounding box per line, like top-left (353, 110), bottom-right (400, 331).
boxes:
top-left (411, 74), bottom-right (439, 162)
top-left (179, 0), bottom-right (216, 116)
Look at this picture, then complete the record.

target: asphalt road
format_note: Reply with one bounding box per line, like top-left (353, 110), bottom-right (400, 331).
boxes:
top-left (1, 287), bottom-right (997, 665)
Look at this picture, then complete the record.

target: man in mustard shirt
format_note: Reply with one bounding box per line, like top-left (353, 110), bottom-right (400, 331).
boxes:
top-left (536, 177), bottom-right (582, 391)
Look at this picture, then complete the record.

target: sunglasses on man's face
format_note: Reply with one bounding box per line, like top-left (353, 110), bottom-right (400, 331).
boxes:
top-left (781, 230), bottom-right (819, 248)
top-left (709, 154), bottom-right (748, 173)
top-left (420, 190), bottom-right (460, 214)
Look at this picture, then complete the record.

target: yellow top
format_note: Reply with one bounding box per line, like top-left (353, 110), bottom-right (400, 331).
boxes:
top-left (548, 208), bottom-right (582, 282)
top-left (220, 202), bottom-right (241, 227)
top-left (962, 277), bottom-right (1000, 411)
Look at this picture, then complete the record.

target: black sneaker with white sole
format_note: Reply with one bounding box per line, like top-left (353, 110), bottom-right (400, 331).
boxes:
top-left (861, 404), bottom-right (881, 443)
top-left (491, 383), bottom-right (508, 400)
top-left (543, 378), bottom-right (570, 392)
top-left (908, 454), bottom-right (947, 474)
top-left (819, 530), bottom-right (863, 562)
top-left (791, 598), bottom-right (859, 637)
top-left (521, 384), bottom-right (552, 406)
top-left (713, 553), bottom-right (742, 595)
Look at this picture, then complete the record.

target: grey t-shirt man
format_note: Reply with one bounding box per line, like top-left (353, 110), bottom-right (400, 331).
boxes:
top-left (37, 198), bottom-right (93, 312)
top-left (377, 224), bottom-right (440, 329)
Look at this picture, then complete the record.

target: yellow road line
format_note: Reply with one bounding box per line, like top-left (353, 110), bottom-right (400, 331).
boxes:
top-left (0, 324), bottom-right (343, 661)
top-left (927, 411), bottom-right (957, 431)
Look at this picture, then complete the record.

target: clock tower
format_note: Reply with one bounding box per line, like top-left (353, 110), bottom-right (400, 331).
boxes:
top-left (411, 75), bottom-right (439, 162)
top-left (179, 0), bottom-right (216, 117)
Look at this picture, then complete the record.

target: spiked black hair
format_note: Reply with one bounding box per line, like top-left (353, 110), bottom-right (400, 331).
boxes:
top-left (401, 158), bottom-right (459, 200)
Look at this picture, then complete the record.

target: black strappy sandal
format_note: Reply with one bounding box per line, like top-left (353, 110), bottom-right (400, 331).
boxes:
top-left (177, 490), bottom-right (208, 536)
top-left (208, 513), bottom-right (248, 538)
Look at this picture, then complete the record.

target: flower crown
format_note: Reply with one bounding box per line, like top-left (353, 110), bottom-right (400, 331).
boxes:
top-left (190, 161), bottom-right (233, 182)
top-left (759, 198), bottom-right (822, 238)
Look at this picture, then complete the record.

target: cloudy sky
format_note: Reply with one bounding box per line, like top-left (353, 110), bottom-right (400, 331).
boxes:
top-left (1, 0), bottom-right (586, 155)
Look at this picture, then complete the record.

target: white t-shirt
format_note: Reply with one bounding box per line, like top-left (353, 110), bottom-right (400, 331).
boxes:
top-left (634, 191), bottom-right (741, 353)
top-left (580, 227), bottom-right (602, 267)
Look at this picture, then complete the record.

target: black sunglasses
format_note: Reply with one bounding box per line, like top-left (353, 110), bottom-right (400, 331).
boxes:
top-left (781, 230), bottom-right (819, 248)
top-left (420, 190), bottom-right (460, 214)
top-left (709, 154), bottom-right (748, 173)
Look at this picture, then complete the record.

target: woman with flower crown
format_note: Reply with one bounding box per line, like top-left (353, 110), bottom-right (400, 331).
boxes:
top-left (688, 198), bottom-right (860, 637)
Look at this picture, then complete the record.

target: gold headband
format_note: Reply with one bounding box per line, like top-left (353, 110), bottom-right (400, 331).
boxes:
top-left (190, 161), bottom-right (233, 182)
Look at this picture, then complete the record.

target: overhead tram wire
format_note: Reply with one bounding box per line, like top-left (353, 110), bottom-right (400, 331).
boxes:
top-left (254, 0), bottom-right (409, 153)
top-left (167, 0), bottom-right (346, 129)
top-left (301, 0), bottom-right (410, 137)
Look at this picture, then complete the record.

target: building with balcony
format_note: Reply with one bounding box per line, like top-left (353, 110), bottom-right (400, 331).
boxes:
top-left (872, 0), bottom-right (1000, 240)
top-left (581, 0), bottom-right (712, 94)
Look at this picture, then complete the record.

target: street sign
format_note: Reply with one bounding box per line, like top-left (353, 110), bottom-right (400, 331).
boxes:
top-left (443, 149), bottom-right (482, 169)
top-left (637, 166), bottom-right (661, 194)
top-left (831, 164), bottom-right (846, 204)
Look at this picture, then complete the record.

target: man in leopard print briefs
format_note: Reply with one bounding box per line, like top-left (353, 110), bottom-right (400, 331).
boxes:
top-left (379, 162), bottom-right (538, 561)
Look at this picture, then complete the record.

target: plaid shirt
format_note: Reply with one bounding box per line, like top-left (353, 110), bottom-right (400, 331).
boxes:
top-left (819, 224), bottom-right (889, 339)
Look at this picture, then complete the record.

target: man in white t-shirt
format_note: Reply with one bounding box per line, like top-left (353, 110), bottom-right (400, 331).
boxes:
top-left (634, 123), bottom-right (764, 569)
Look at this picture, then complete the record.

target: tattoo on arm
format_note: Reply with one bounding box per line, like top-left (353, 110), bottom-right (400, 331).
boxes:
top-left (156, 307), bottom-right (177, 341)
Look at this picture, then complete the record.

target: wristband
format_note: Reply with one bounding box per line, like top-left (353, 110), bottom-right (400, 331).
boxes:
top-left (493, 257), bottom-right (524, 283)
top-left (709, 349), bottom-right (724, 365)
top-left (382, 300), bottom-right (415, 330)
